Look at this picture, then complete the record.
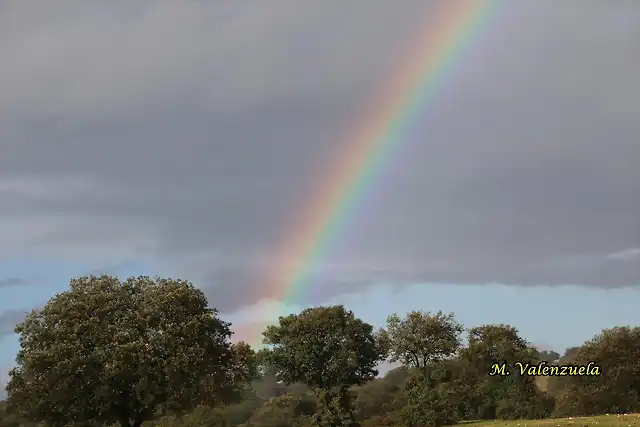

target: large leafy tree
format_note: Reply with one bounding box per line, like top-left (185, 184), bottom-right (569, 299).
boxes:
top-left (379, 311), bottom-right (463, 372)
top-left (461, 324), bottom-right (534, 370)
top-left (6, 275), bottom-right (249, 427)
top-left (459, 324), bottom-right (551, 420)
top-left (262, 305), bottom-right (385, 427)
top-left (377, 311), bottom-right (463, 427)
top-left (552, 326), bottom-right (640, 416)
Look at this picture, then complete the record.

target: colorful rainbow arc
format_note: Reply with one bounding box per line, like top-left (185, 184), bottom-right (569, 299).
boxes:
top-left (254, 0), bottom-right (502, 343)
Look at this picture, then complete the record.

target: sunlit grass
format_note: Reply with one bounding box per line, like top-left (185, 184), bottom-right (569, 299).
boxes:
top-left (456, 413), bottom-right (640, 427)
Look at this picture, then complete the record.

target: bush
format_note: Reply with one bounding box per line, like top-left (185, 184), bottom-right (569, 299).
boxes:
top-left (361, 411), bottom-right (400, 427)
top-left (248, 393), bottom-right (317, 427)
top-left (495, 382), bottom-right (554, 420)
top-left (551, 327), bottom-right (640, 417)
top-left (354, 378), bottom-right (404, 421)
top-left (151, 406), bottom-right (229, 427)
top-left (399, 373), bottom-right (459, 427)
top-left (552, 386), bottom-right (596, 418)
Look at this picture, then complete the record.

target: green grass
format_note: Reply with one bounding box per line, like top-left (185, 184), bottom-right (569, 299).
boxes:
top-left (456, 414), bottom-right (640, 427)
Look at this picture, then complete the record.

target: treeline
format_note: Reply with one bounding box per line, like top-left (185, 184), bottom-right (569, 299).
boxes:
top-left (1, 275), bottom-right (639, 427)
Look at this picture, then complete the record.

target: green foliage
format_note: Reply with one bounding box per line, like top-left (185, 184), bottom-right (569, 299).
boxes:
top-left (432, 359), bottom-right (481, 421)
top-left (491, 379), bottom-right (554, 420)
top-left (551, 326), bottom-right (640, 417)
top-left (248, 393), bottom-right (317, 427)
top-left (213, 391), bottom-right (264, 427)
top-left (353, 378), bottom-right (404, 421)
top-left (463, 324), bottom-right (535, 367)
top-left (262, 305), bottom-right (384, 427)
top-left (399, 369), bottom-right (459, 427)
top-left (560, 346), bottom-right (581, 362)
top-left (543, 346), bottom-right (584, 398)
top-left (0, 401), bottom-right (36, 427)
top-left (6, 275), bottom-right (248, 427)
top-left (459, 324), bottom-right (551, 421)
top-left (4, 279), bottom-right (640, 427)
top-left (262, 305), bottom-right (382, 389)
top-left (381, 366), bottom-right (411, 389)
top-left (153, 405), bottom-right (230, 427)
top-left (229, 342), bottom-right (260, 400)
top-left (379, 311), bottom-right (463, 372)
top-left (360, 411), bottom-right (399, 427)
top-left (312, 387), bottom-right (359, 427)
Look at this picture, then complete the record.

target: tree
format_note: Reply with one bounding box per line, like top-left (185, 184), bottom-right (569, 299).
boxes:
top-left (463, 324), bottom-right (534, 367)
top-left (228, 341), bottom-right (259, 399)
top-left (253, 348), bottom-right (310, 401)
top-left (399, 369), bottom-right (459, 427)
top-left (379, 311), bottom-right (463, 372)
top-left (381, 367), bottom-right (411, 389)
top-left (377, 312), bottom-right (463, 427)
top-left (262, 305), bottom-right (384, 427)
top-left (6, 275), bottom-right (247, 427)
top-left (459, 324), bottom-right (551, 420)
top-left (552, 326), bottom-right (640, 417)
top-left (559, 346), bottom-right (581, 362)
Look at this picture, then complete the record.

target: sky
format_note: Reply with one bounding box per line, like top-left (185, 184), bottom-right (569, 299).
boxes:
top-left (1, 0), bottom-right (640, 393)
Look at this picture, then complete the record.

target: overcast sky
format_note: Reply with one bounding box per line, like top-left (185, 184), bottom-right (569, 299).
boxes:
top-left (1, 0), bottom-right (639, 386)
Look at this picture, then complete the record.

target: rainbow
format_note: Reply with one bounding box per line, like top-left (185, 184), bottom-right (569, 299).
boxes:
top-left (258, 0), bottom-right (502, 340)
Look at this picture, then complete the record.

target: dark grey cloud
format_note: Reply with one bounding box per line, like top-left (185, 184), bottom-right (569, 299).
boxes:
top-left (1, 0), bottom-right (639, 314)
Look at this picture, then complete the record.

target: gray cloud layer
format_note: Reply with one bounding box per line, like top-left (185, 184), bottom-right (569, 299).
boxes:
top-left (1, 0), bottom-right (639, 314)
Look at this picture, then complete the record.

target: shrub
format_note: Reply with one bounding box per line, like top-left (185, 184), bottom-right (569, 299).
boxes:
top-left (361, 411), bottom-right (400, 427)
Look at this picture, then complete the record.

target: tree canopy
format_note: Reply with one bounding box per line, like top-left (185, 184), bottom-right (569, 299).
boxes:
top-left (459, 324), bottom-right (551, 421)
top-left (6, 275), bottom-right (251, 427)
top-left (379, 311), bottom-right (463, 372)
top-left (551, 326), bottom-right (640, 416)
top-left (2, 276), bottom-right (639, 427)
top-left (262, 305), bottom-right (385, 427)
top-left (261, 305), bottom-right (383, 390)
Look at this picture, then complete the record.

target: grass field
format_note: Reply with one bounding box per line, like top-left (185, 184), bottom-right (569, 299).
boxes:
top-left (457, 414), bottom-right (640, 427)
